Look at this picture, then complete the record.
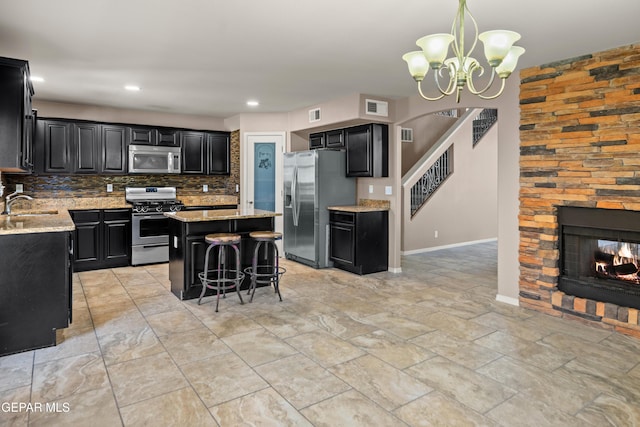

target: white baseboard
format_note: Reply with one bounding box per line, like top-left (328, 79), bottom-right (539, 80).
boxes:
top-left (495, 294), bottom-right (519, 306)
top-left (401, 237), bottom-right (497, 256)
top-left (387, 267), bottom-right (402, 274)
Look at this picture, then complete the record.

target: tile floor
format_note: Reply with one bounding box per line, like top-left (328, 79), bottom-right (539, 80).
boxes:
top-left (2, 241), bottom-right (640, 426)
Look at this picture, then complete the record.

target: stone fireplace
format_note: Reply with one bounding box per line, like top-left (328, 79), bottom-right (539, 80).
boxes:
top-left (518, 43), bottom-right (640, 337)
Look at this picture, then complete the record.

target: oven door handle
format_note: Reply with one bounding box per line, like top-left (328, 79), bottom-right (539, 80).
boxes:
top-left (140, 243), bottom-right (168, 248)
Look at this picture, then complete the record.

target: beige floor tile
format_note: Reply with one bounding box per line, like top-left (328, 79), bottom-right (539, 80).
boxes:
top-left (122, 282), bottom-right (168, 300)
top-left (31, 352), bottom-right (109, 402)
top-left (33, 327), bottom-right (99, 365)
top-left (192, 309), bottom-right (263, 338)
top-left (576, 393), bottom-right (640, 426)
top-left (0, 385), bottom-right (30, 425)
top-left (361, 312), bottom-right (434, 339)
top-left (107, 352), bottom-right (188, 407)
top-left (394, 391), bottom-right (497, 427)
top-left (135, 293), bottom-right (185, 316)
top-left (0, 351), bottom-right (34, 393)
top-left (90, 306), bottom-right (148, 337)
top-left (301, 389), bottom-right (406, 427)
top-left (211, 387), bottom-right (313, 426)
top-left (285, 330), bottom-right (365, 368)
top-left (120, 387), bottom-right (215, 427)
top-left (417, 312), bottom-right (496, 341)
top-left (254, 353), bottom-right (350, 409)
top-left (411, 330), bottom-right (503, 370)
top-left (350, 329), bottom-right (436, 369)
top-left (28, 387), bottom-right (121, 427)
top-left (221, 328), bottom-right (298, 367)
top-left (486, 393), bottom-right (584, 427)
top-left (97, 325), bottom-right (165, 366)
top-left (407, 356), bottom-right (516, 414)
top-left (310, 311), bottom-right (378, 339)
top-left (145, 309), bottom-right (203, 337)
top-left (252, 309), bottom-right (319, 338)
top-left (159, 328), bottom-right (231, 366)
top-left (329, 354), bottom-right (431, 411)
top-left (181, 352), bottom-right (268, 407)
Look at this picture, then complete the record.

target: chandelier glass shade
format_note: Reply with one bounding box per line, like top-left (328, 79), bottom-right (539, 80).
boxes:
top-left (402, 0), bottom-right (525, 102)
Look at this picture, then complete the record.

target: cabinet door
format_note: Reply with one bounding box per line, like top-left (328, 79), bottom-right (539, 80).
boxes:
top-left (101, 125), bottom-right (127, 173)
top-left (104, 220), bottom-right (130, 264)
top-left (207, 133), bottom-right (230, 175)
top-left (157, 128), bottom-right (180, 147)
top-left (181, 131), bottom-right (206, 174)
top-left (73, 123), bottom-right (100, 173)
top-left (41, 120), bottom-right (73, 174)
top-left (329, 223), bottom-right (355, 265)
top-left (20, 68), bottom-right (34, 171)
top-left (72, 216), bottom-right (102, 265)
top-left (129, 126), bottom-right (157, 145)
top-left (325, 129), bottom-right (344, 148)
top-left (186, 236), bottom-right (208, 292)
top-left (345, 125), bottom-right (371, 177)
top-left (309, 132), bottom-right (325, 150)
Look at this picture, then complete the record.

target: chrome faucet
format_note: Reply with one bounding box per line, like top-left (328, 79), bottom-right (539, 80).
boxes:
top-left (2, 191), bottom-right (34, 215)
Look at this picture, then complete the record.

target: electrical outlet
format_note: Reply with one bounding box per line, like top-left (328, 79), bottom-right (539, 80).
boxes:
top-left (236, 184), bottom-right (239, 193)
top-left (385, 186), bottom-right (392, 195)
top-left (15, 184), bottom-right (23, 193)
top-left (369, 185), bottom-right (374, 194)
top-left (106, 184), bottom-right (113, 193)
top-left (434, 230), bottom-right (439, 238)
top-left (203, 184), bottom-right (208, 192)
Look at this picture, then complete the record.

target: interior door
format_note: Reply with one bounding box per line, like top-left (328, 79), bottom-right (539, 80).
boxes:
top-left (244, 132), bottom-right (285, 252)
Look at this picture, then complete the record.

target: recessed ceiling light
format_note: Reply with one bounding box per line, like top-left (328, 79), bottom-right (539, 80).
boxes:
top-left (247, 100), bottom-right (259, 107)
top-left (30, 76), bottom-right (44, 83)
top-left (125, 85), bottom-right (141, 92)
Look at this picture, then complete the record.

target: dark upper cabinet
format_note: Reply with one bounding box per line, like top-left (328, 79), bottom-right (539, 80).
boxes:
top-left (73, 123), bottom-right (100, 173)
top-left (37, 120), bottom-right (73, 174)
top-left (345, 123), bottom-right (388, 177)
top-left (207, 132), bottom-right (230, 175)
top-left (0, 57), bottom-right (34, 173)
top-left (101, 125), bottom-right (127, 174)
top-left (129, 126), bottom-right (179, 147)
top-left (181, 131), bottom-right (206, 174)
top-left (325, 129), bottom-right (345, 148)
top-left (309, 132), bottom-right (325, 150)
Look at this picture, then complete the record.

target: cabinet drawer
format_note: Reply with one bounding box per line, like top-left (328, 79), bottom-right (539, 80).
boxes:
top-left (103, 209), bottom-right (131, 222)
top-left (70, 209), bottom-right (100, 223)
top-left (329, 211), bottom-right (355, 225)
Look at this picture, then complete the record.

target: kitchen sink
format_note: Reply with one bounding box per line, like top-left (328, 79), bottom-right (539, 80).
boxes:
top-left (3, 210), bottom-right (59, 217)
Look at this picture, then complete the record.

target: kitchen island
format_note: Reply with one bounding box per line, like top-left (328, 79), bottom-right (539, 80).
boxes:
top-left (0, 210), bottom-right (74, 356)
top-left (165, 208), bottom-right (281, 300)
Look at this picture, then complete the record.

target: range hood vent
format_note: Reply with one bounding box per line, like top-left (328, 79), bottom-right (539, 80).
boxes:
top-left (309, 108), bottom-right (321, 123)
top-left (365, 99), bottom-right (388, 117)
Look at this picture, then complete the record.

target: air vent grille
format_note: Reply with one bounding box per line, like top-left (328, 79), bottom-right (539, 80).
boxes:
top-left (309, 108), bottom-right (321, 123)
top-left (365, 99), bottom-right (388, 117)
top-left (401, 128), bottom-right (413, 143)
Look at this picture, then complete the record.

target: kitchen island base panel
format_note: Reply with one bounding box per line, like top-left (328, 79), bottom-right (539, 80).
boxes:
top-left (167, 210), bottom-right (278, 301)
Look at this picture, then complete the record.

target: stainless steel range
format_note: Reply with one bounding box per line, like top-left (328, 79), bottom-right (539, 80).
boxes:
top-left (125, 187), bottom-right (184, 266)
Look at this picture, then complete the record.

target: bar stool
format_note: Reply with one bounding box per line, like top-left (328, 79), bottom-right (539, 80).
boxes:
top-left (245, 231), bottom-right (285, 303)
top-left (198, 233), bottom-right (244, 312)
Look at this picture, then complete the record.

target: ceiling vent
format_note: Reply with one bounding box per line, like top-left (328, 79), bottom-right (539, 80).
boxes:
top-left (401, 128), bottom-right (414, 143)
top-left (365, 99), bottom-right (389, 117)
top-left (309, 108), bottom-right (321, 123)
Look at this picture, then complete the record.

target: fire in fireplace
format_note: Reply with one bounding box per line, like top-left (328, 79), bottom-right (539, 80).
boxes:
top-left (594, 241), bottom-right (640, 283)
top-left (558, 206), bottom-right (640, 310)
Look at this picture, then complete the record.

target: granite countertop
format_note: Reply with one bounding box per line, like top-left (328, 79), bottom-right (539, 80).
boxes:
top-left (328, 205), bottom-right (390, 213)
top-left (165, 208), bottom-right (281, 222)
top-left (0, 210), bottom-right (75, 235)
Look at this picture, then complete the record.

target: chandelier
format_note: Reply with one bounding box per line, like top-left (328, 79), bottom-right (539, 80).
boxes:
top-left (402, 0), bottom-right (525, 102)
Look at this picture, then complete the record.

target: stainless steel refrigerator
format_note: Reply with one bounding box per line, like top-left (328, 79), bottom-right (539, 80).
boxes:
top-left (284, 149), bottom-right (356, 268)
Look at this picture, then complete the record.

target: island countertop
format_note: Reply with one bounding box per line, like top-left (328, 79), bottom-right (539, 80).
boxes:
top-left (164, 208), bottom-right (281, 223)
top-left (0, 210), bottom-right (75, 235)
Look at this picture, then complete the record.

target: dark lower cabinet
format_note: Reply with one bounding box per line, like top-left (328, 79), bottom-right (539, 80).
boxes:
top-left (329, 209), bottom-right (388, 275)
top-left (71, 208), bottom-right (131, 271)
top-left (169, 216), bottom-right (274, 300)
top-left (0, 231), bottom-right (72, 356)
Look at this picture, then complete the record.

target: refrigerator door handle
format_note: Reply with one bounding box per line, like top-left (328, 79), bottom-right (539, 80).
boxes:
top-left (292, 165), bottom-right (299, 227)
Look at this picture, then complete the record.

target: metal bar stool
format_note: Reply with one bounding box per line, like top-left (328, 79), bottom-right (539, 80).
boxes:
top-left (198, 233), bottom-right (244, 312)
top-left (245, 231), bottom-right (285, 303)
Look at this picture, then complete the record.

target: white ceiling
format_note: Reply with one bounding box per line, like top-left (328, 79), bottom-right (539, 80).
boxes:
top-left (1, 0), bottom-right (638, 119)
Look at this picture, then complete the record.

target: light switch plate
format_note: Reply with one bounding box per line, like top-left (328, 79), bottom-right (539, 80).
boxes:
top-left (15, 184), bottom-right (23, 193)
top-left (368, 185), bottom-right (374, 194)
top-left (385, 186), bottom-right (392, 195)
top-left (203, 184), bottom-right (209, 192)
top-left (106, 184), bottom-right (113, 193)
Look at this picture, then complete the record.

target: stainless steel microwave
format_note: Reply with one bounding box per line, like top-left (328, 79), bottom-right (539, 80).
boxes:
top-left (128, 145), bottom-right (181, 174)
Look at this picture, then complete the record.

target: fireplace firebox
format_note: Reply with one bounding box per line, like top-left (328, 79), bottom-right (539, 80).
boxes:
top-left (558, 206), bottom-right (640, 310)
